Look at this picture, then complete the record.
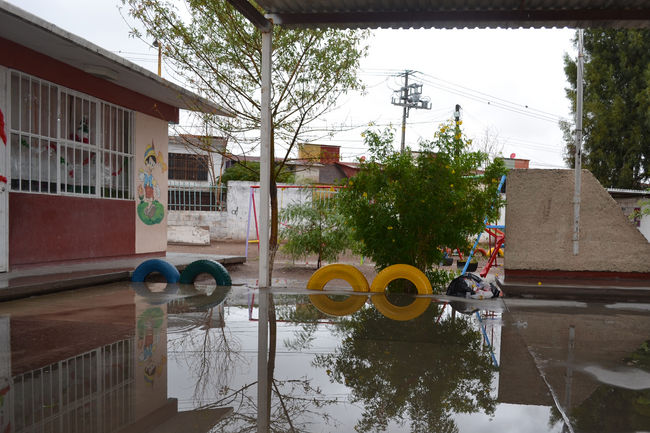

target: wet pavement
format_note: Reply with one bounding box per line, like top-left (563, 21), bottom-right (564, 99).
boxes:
top-left (0, 281), bottom-right (649, 432)
top-left (0, 252), bottom-right (245, 302)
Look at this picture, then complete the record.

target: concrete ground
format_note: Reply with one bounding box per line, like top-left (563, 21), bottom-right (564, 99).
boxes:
top-left (0, 247), bottom-right (246, 301)
top-left (0, 239), bottom-right (504, 302)
top-left (168, 240), bottom-right (504, 290)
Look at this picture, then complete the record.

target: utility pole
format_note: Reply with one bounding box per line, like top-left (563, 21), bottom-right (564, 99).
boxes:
top-left (153, 39), bottom-right (162, 76)
top-left (573, 29), bottom-right (584, 256)
top-left (391, 70), bottom-right (432, 153)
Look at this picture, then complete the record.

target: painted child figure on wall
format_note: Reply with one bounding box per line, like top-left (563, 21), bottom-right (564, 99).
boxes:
top-left (137, 141), bottom-right (167, 225)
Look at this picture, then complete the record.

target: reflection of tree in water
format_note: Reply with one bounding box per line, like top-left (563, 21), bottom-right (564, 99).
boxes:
top-left (175, 295), bottom-right (338, 432)
top-left (168, 305), bottom-right (244, 405)
top-left (549, 340), bottom-right (650, 433)
top-left (314, 304), bottom-right (498, 433)
top-left (205, 376), bottom-right (337, 432)
top-left (274, 294), bottom-right (345, 351)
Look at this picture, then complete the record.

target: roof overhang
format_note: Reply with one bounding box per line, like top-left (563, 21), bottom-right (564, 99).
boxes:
top-left (254, 1), bottom-right (650, 29)
top-left (0, 1), bottom-right (233, 117)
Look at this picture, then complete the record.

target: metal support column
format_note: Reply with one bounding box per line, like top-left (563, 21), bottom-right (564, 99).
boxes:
top-left (257, 26), bottom-right (273, 433)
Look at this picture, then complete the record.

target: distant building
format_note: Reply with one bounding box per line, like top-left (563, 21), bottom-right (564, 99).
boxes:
top-left (168, 135), bottom-right (227, 184)
top-left (499, 157), bottom-right (530, 169)
top-left (293, 143), bottom-right (360, 184)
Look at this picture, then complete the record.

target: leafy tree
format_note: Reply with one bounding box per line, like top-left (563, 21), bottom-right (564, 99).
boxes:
top-left (122, 0), bottom-right (368, 275)
top-left (279, 194), bottom-right (352, 268)
top-left (337, 122), bottom-right (506, 273)
top-left (220, 160), bottom-right (294, 184)
top-left (314, 305), bottom-right (498, 432)
top-left (562, 29), bottom-right (650, 189)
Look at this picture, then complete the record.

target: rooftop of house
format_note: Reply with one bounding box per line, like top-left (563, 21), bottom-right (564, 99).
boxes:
top-left (169, 135), bottom-right (228, 152)
top-left (0, 1), bottom-right (232, 117)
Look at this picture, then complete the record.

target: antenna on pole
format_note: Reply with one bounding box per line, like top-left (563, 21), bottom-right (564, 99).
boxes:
top-left (391, 70), bottom-right (432, 153)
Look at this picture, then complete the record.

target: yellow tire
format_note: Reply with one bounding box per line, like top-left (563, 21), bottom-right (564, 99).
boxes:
top-left (489, 247), bottom-right (504, 257)
top-left (369, 264), bottom-right (433, 321)
top-left (307, 264), bottom-right (369, 316)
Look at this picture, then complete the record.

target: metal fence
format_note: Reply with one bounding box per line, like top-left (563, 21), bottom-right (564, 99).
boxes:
top-left (168, 182), bottom-right (227, 212)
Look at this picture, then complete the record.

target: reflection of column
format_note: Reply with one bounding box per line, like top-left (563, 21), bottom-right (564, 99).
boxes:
top-left (0, 316), bottom-right (12, 433)
top-left (134, 298), bottom-right (168, 420)
top-left (257, 289), bottom-right (270, 432)
top-left (564, 325), bottom-right (575, 411)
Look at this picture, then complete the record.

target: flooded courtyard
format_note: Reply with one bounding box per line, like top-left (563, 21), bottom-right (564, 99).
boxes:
top-left (0, 281), bottom-right (649, 432)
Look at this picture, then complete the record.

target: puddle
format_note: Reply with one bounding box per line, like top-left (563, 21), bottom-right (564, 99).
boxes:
top-left (0, 282), bottom-right (649, 432)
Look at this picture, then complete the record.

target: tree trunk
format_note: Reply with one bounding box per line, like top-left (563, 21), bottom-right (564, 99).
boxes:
top-left (268, 132), bottom-right (279, 280)
top-left (266, 295), bottom-right (276, 423)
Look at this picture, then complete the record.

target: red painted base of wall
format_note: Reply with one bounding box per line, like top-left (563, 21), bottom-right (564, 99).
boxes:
top-left (504, 269), bottom-right (650, 287)
top-left (9, 193), bottom-right (136, 266)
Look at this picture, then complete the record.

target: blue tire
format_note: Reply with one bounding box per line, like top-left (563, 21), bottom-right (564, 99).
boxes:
top-left (179, 260), bottom-right (231, 286)
top-left (131, 259), bottom-right (180, 283)
top-left (131, 282), bottom-right (180, 305)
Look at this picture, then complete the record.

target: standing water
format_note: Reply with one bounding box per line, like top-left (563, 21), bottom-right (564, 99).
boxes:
top-left (0, 282), bottom-right (649, 432)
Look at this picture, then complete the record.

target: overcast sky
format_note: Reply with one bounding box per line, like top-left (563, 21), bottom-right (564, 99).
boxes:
top-left (8, 0), bottom-right (577, 168)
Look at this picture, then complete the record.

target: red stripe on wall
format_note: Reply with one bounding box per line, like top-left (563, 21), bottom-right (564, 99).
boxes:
top-left (1, 37), bottom-right (179, 123)
top-left (9, 193), bottom-right (135, 266)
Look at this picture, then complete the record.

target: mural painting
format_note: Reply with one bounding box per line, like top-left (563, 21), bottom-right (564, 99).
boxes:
top-left (137, 141), bottom-right (167, 225)
top-left (137, 306), bottom-right (166, 386)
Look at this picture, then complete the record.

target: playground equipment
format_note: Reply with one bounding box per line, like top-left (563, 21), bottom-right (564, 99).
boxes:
top-left (306, 263), bottom-right (434, 321)
top-left (132, 259), bottom-right (180, 283)
top-left (245, 184), bottom-right (343, 258)
top-left (370, 264), bottom-right (433, 321)
top-left (461, 175), bottom-right (507, 277)
top-left (131, 258), bottom-right (232, 288)
top-left (307, 264), bottom-right (369, 316)
top-left (179, 259), bottom-right (232, 286)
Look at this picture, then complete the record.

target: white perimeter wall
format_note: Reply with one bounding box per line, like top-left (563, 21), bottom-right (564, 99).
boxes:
top-left (168, 181), bottom-right (311, 241)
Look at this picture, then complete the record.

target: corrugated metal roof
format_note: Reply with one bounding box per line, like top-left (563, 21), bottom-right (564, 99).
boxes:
top-left (256, 0), bottom-right (650, 28)
top-left (607, 188), bottom-right (650, 197)
top-left (0, 1), bottom-right (233, 117)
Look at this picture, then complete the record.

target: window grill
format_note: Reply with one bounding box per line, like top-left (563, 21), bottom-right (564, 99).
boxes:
top-left (8, 71), bottom-right (133, 199)
top-left (168, 153), bottom-right (209, 181)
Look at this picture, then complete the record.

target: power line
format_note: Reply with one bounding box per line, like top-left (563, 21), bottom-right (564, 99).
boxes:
top-left (417, 71), bottom-right (564, 119)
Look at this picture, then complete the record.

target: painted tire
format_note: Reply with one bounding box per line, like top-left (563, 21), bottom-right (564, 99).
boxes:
top-left (131, 282), bottom-right (179, 305)
top-left (475, 248), bottom-right (488, 257)
top-left (489, 247), bottom-right (504, 257)
top-left (131, 259), bottom-right (180, 283)
top-left (370, 264), bottom-right (433, 321)
top-left (179, 260), bottom-right (232, 286)
top-left (307, 264), bottom-right (369, 316)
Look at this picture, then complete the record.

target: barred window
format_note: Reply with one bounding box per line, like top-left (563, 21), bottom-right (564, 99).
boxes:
top-left (168, 153), bottom-right (209, 181)
top-left (9, 71), bottom-right (133, 199)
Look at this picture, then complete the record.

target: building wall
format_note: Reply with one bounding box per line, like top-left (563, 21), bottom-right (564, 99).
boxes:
top-left (9, 193), bottom-right (134, 266)
top-left (134, 112), bottom-right (169, 255)
top-left (167, 210), bottom-right (228, 239)
top-left (225, 181), bottom-right (309, 240)
top-left (612, 196), bottom-right (650, 242)
top-left (168, 138), bottom-right (223, 185)
top-left (505, 169), bottom-right (650, 274)
top-left (1, 37), bottom-right (178, 123)
top-left (294, 166), bottom-right (320, 184)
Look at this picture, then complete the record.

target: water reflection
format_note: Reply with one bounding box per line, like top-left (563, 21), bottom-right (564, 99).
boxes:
top-left (313, 303), bottom-right (497, 433)
top-left (1, 285), bottom-right (650, 432)
top-left (0, 283), bottom-right (232, 433)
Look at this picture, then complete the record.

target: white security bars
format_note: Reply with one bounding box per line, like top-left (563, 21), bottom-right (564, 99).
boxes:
top-left (9, 71), bottom-right (133, 199)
